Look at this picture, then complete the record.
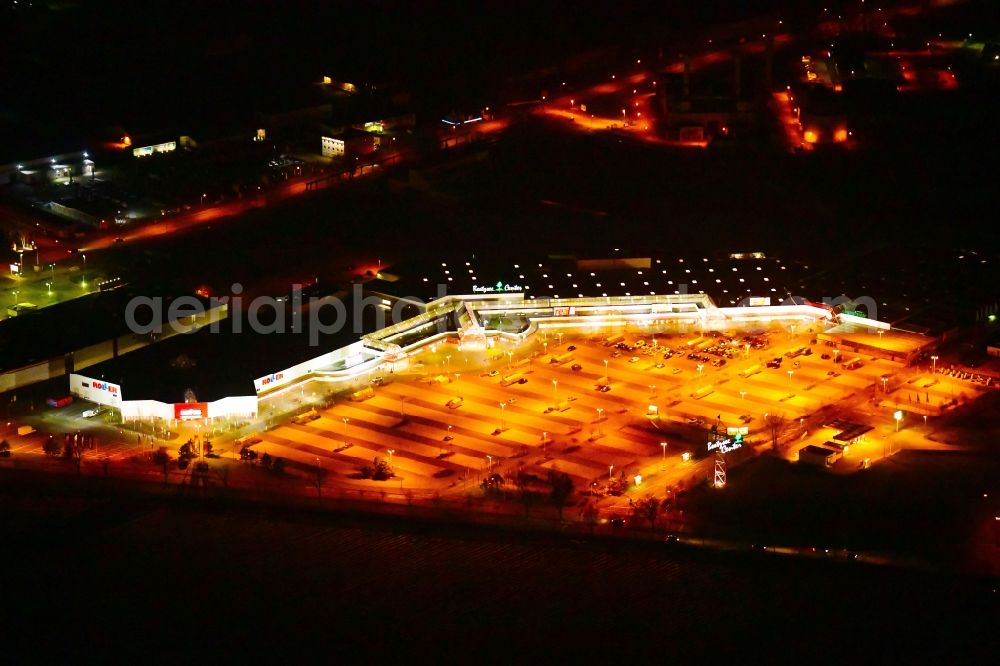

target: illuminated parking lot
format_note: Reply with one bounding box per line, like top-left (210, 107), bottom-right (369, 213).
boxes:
top-left (247, 297), bottom-right (967, 511)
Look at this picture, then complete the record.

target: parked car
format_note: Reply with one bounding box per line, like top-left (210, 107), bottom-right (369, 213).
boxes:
top-left (571, 363), bottom-right (583, 372)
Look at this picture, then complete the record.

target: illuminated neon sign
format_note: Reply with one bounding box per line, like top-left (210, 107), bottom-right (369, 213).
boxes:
top-left (87, 381), bottom-right (118, 395)
top-left (708, 434), bottom-right (742, 453)
top-left (260, 373), bottom-right (284, 386)
top-left (472, 281), bottom-right (523, 294)
top-left (174, 403), bottom-right (207, 420)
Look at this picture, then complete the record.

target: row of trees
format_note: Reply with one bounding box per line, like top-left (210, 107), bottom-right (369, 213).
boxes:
top-left (238, 447), bottom-right (286, 473)
top-left (487, 467), bottom-right (576, 520)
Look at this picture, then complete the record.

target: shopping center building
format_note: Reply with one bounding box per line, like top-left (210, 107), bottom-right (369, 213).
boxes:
top-left (68, 288), bottom-right (929, 425)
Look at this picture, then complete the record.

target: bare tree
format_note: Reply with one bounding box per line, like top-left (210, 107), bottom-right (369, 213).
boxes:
top-left (633, 496), bottom-right (661, 531)
top-left (765, 413), bottom-right (787, 453)
top-left (548, 469), bottom-right (574, 521)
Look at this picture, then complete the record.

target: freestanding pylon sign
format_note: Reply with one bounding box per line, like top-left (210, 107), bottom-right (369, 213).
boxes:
top-left (707, 433), bottom-right (731, 488)
top-left (713, 452), bottom-right (727, 488)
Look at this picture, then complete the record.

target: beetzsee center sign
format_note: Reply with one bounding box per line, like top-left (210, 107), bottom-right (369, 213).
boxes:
top-left (707, 435), bottom-right (743, 454)
top-left (472, 281), bottom-right (523, 294)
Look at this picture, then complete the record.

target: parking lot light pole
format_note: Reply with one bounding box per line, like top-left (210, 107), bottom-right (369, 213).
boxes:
top-left (930, 355), bottom-right (938, 372)
top-left (740, 391), bottom-right (747, 401)
top-left (894, 410), bottom-right (903, 432)
top-left (609, 464), bottom-right (614, 482)
top-left (787, 369), bottom-right (794, 387)
top-left (660, 441), bottom-right (667, 465)
top-left (499, 402), bottom-right (506, 430)
top-left (552, 380), bottom-right (558, 405)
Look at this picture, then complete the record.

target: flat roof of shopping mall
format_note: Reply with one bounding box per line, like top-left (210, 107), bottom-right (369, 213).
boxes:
top-left (80, 299), bottom-right (384, 403)
top-left (821, 322), bottom-right (933, 356)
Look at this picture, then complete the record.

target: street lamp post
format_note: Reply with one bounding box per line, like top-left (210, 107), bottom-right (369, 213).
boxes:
top-left (486, 454), bottom-right (493, 473)
top-left (82, 253), bottom-right (87, 285)
top-left (881, 377), bottom-right (888, 393)
top-left (609, 464), bottom-right (614, 482)
top-left (445, 354), bottom-right (451, 375)
top-left (740, 391), bottom-right (747, 401)
top-left (930, 355), bottom-right (938, 372)
top-left (387, 449), bottom-right (395, 466)
top-left (894, 410), bottom-right (903, 432)
top-left (660, 441), bottom-right (667, 465)
top-left (499, 401), bottom-right (506, 430)
top-left (787, 369), bottom-right (794, 387)
top-left (552, 379), bottom-right (558, 406)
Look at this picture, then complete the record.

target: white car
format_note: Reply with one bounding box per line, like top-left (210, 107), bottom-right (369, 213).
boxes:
top-left (82, 408), bottom-right (103, 418)
top-left (629, 356), bottom-right (641, 363)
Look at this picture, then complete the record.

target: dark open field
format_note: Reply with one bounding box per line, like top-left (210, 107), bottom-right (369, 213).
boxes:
top-left (1, 470), bottom-right (996, 663)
